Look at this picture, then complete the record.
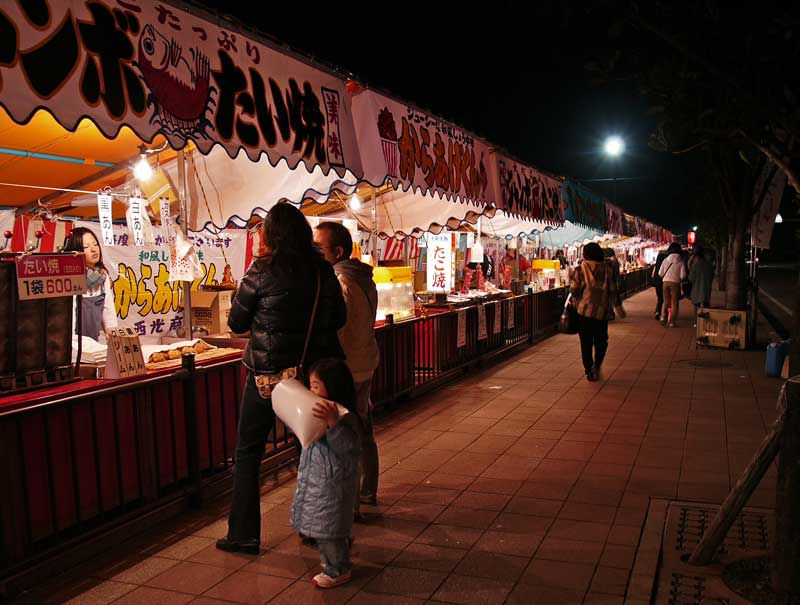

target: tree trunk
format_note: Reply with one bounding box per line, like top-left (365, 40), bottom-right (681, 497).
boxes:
top-left (724, 231), bottom-right (746, 310)
top-left (716, 245), bottom-right (727, 291)
top-left (792, 271), bottom-right (800, 375)
top-left (772, 379), bottom-right (800, 594)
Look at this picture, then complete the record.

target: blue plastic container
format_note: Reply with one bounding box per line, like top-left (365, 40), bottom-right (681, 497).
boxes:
top-left (766, 340), bottom-right (788, 377)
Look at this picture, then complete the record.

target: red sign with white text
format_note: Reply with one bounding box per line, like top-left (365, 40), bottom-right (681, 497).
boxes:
top-left (16, 253), bottom-right (87, 300)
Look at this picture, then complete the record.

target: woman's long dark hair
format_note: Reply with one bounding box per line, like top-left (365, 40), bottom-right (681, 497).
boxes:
top-left (309, 358), bottom-right (357, 414)
top-left (667, 242), bottom-right (682, 256)
top-left (64, 227), bottom-right (107, 273)
top-left (261, 202), bottom-right (320, 277)
top-left (582, 242), bottom-right (604, 262)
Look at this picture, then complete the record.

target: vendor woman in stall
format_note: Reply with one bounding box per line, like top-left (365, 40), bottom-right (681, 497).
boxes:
top-left (64, 227), bottom-right (118, 341)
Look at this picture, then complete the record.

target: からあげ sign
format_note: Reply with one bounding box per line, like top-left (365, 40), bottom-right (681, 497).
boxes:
top-left (352, 90), bottom-right (498, 206)
top-left (495, 155), bottom-right (564, 224)
top-left (0, 0), bottom-right (361, 176)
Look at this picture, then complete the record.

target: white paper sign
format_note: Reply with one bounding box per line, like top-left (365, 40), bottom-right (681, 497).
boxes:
top-left (478, 304), bottom-right (488, 341)
top-left (129, 196), bottom-right (145, 247)
top-left (97, 194), bottom-right (114, 246)
top-left (457, 309), bottom-right (467, 348)
top-left (426, 233), bottom-right (452, 292)
top-left (105, 327), bottom-right (146, 379)
top-left (493, 301), bottom-right (501, 334)
top-left (160, 197), bottom-right (173, 237)
top-left (507, 299), bottom-right (515, 329)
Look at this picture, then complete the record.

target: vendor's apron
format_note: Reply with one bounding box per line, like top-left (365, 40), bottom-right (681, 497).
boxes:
top-left (79, 293), bottom-right (105, 341)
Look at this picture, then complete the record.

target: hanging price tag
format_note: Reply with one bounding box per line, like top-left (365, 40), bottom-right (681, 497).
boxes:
top-left (506, 299), bottom-right (515, 329)
top-left (97, 193), bottom-right (114, 246)
top-left (129, 196), bottom-right (145, 246)
top-left (493, 301), bottom-right (501, 334)
top-left (15, 253), bottom-right (86, 300)
top-left (457, 309), bottom-right (467, 348)
top-left (478, 304), bottom-right (488, 341)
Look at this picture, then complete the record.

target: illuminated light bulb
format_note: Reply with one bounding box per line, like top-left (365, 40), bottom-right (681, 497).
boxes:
top-left (134, 155), bottom-right (153, 181)
top-left (349, 195), bottom-right (362, 210)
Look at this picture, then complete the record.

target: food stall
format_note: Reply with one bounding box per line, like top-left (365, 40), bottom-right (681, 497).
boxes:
top-left (0, 0), bottom-right (673, 591)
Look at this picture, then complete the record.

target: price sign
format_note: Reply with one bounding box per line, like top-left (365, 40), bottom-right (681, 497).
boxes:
top-left (506, 299), bottom-right (515, 329)
top-left (478, 304), bottom-right (488, 341)
top-left (493, 301), bottom-right (501, 334)
top-left (16, 253), bottom-right (87, 300)
top-left (105, 327), bottom-right (146, 379)
top-left (457, 309), bottom-right (467, 348)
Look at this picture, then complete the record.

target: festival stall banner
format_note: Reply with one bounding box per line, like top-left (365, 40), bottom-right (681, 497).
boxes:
top-left (352, 89), bottom-right (498, 206)
top-left (623, 213), bottom-right (637, 238)
top-left (605, 202), bottom-right (625, 236)
top-left (74, 221), bottom-right (247, 342)
top-left (494, 154), bottom-right (563, 224)
top-left (1, 0), bottom-right (362, 177)
top-left (562, 180), bottom-right (607, 232)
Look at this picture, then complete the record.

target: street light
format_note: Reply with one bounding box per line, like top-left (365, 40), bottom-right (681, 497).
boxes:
top-left (775, 213), bottom-right (783, 224)
top-left (603, 135), bottom-right (625, 202)
top-left (604, 135), bottom-right (625, 157)
top-left (692, 225), bottom-right (698, 231)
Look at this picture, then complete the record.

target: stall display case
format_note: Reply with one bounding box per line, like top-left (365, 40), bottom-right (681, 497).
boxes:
top-left (374, 266), bottom-right (414, 321)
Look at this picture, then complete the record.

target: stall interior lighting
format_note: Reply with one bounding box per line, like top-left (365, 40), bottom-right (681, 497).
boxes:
top-left (349, 194), bottom-right (361, 210)
top-left (134, 154), bottom-right (153, 181)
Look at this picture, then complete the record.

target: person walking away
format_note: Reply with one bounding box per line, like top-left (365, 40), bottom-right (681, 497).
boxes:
top-left (291, 358), bottom-right (363, 588)
top-left (658, 242), bottom-right (687, 328)
top-left (216, 203), bottom-right (346, 555)
top-left (570, 242), bottom-right (622, 382)
top-left (651, 249), bottom-right (668, 321)
top-left (603, 248), bottom-right (624, 314)
top-left (314, 222), bottom-right (380, 512)
top-left (688, 247), bottom-right (714, 326)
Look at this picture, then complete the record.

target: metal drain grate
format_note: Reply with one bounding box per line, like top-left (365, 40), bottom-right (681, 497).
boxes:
top-left (675, 358), bottom-right (734, 369)
top-left (675, 506), bottom-right (770, 553)
top-left (668, 573), bottom-right (710, 605)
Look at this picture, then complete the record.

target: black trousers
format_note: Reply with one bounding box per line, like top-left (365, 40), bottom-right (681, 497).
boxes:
top-left (578, 316), bottom-right (609, 374)
top-left (654, 279), bottom-right (664, 316)
top-left (226, 372), bottom-right (275, 543)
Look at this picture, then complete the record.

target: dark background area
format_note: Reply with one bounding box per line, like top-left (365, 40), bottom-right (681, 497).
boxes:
top-left (190, 1), bottom-right (700, 233)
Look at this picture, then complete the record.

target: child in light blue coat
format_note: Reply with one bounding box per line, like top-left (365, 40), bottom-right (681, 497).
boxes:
top-left (290, 358), bottom-right (362, 588)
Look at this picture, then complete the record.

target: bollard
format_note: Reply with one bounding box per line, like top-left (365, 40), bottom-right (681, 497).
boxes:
top-left (772, 376), bottom-right (800, 594)
top-left (181, 353), bottom-right (203, 508)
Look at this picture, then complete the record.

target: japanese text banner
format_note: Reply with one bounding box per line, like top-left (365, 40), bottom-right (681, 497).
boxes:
top-left (562, 180), bottom-right (607, 232)
top-left (605, 202), bottom-right (625, 236)
top-left (352, 90), bottom-right (498, 206)
top-left (0, 0), bottom-right (361, 177)
top-left (75, 221), bottom-right (246, 342)
top-left (494, 154), bottom-right (563, 224)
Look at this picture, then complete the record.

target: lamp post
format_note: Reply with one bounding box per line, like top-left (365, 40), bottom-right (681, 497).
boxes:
top-left (603, 135), bottom-right (625, 202)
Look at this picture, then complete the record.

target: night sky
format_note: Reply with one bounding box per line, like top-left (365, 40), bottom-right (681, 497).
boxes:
top-left (192, 1), bottom-right (695, 233)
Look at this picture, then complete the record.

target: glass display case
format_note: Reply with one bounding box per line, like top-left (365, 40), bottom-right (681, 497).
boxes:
top-left (373, 266), bottom-right (415, 321)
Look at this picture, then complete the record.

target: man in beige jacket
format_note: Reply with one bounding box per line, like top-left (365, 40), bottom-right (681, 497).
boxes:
top-left (314, 222), bottom-right (380, 509)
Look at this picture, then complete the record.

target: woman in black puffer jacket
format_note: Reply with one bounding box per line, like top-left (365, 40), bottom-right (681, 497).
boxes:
top-left (216, 203), bottom-right (346, 555)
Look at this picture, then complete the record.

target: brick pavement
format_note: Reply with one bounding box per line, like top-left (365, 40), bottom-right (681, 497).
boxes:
top-left (18, 288), bottom-right (783, 605)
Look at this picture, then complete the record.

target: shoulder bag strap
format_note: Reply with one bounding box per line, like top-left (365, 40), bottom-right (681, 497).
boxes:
top-left (299, 268), bottom-right (322, 373)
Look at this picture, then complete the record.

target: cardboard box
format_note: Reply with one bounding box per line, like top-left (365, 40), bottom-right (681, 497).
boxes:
top-left (189, 290), bottom-right (233, 335)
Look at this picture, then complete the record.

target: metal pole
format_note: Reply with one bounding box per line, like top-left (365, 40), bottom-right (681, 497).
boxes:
top-left (371, 187), bottom-right (378, 264)
top-left (177, 150), bottom-right (192, 339)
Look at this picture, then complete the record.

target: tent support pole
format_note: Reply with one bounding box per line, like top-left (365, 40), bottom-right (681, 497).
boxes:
top-left (178, 149), bottom-right (192, 339)
top-left (371, 187), bottom-right (377, 264)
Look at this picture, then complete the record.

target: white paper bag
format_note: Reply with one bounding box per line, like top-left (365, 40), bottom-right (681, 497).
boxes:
top-left (271, 378), bottom-right (349, 447)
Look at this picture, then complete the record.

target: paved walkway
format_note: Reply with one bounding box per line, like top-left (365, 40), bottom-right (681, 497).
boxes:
top-left (18, 289), bottom-right (783, 605)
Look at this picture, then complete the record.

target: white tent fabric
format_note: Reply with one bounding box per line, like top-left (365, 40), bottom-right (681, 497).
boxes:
top-left (180, 147), bottom-right (360, 232)
top-left (327, 187), bottom-right (498, 239)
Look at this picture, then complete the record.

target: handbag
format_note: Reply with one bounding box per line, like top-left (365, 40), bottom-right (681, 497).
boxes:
top-left (254, 269), bottom-right (321, 398)
top-left (559, 293), bottom-right (579, 334)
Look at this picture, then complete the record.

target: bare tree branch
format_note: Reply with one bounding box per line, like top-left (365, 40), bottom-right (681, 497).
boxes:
top-left (737, 129), bottom-right (800, 196)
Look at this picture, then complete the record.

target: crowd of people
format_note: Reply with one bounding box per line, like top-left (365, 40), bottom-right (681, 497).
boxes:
top-left (211, 203), bottom-right (703, 589)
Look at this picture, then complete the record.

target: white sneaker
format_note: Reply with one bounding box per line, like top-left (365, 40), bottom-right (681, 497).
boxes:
top-left (313, 570), bottom-right (352, 588)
